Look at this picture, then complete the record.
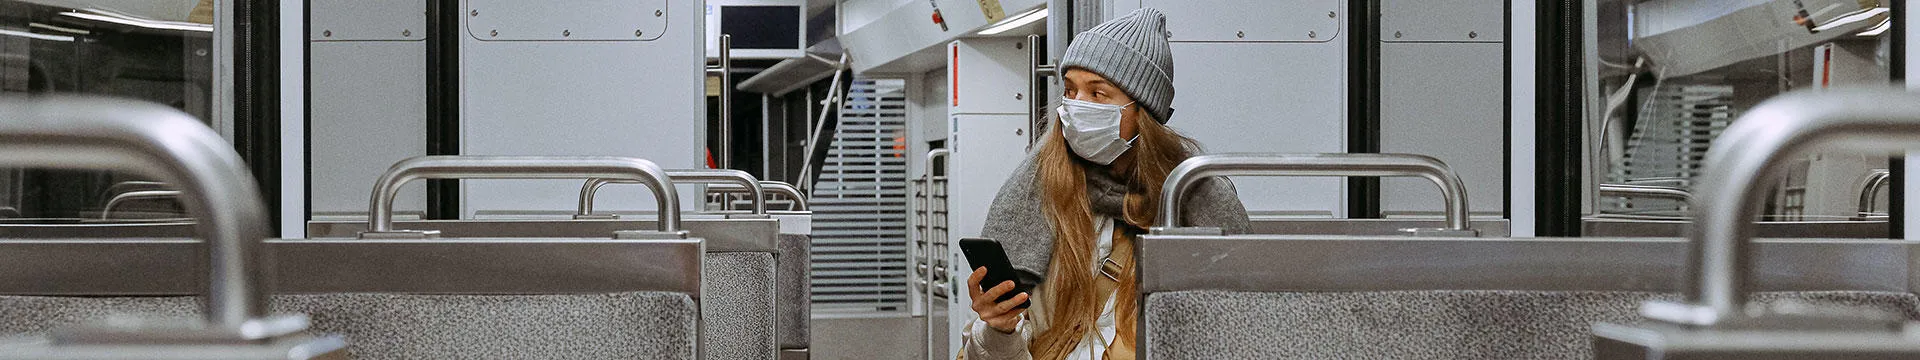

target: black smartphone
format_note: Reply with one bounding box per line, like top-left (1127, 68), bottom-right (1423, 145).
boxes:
top-left (959, 238), bottom-right (1032, 309)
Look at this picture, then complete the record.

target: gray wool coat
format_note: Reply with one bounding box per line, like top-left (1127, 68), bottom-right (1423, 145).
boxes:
top-left (979, 150), bottom-right (1251, 282)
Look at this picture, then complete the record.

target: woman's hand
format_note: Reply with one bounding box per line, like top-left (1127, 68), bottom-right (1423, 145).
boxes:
top-left (968, 267), bottom-right (1030, 333)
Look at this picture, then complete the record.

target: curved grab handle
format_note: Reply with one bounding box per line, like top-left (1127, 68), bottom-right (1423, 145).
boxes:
top-left (100, 190), bottom-right (184, 219)
top-left (576, 169), bottom-right (764, 217)
top-left (1157, 153), bottom-right (1471, 232)
top-left (1598, 183), bottom-right (1693, 203)
top-left (759, 181), bottom-right (807, 211)
top-left (0, 96), bottom-right (272, 329)
top-left (1857, 169), bottom-right (1892, 216)
top-left (368, 156), bottom-right (680, 234)
top-left (704, 181), bottom-right (807, 211)
top-left (1641, 89), bottom-right (1920, 326)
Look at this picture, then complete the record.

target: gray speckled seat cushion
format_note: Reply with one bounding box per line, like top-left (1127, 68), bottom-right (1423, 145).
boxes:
top-left (706, 252), bottom-right (779, 359)
top-left (0, 292), bottom-right (698, 359)
top-left (776, 233), bottom-right (811, 350)
top-left (1145, 290), bottom-right (1920, 360)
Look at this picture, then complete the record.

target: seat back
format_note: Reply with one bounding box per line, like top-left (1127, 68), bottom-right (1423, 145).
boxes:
top-left (1133, 234), bottom-right (1918, 359)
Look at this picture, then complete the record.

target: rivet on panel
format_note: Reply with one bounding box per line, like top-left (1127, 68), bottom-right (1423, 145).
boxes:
top-left (1015, 42), bottom-right (1023, 49)
top-left (1235, 31), bottom-right (1244, 38)
top-left (1468, 31), bottom-right (1478, 39)
top-left (563, 30), bottom-right (571, 37)
top-left (1394, 31), bottom-right (1403, 39)
top-left (1328, 11), bottom-right (1336, 18)
top-left (1308, 31), bottom-right (1316, 39)
top-left (1015, 93), bottom-right (1024, 100)
top-left (322, 30), bottom-right (332, 37)
top-left (402, 29), bottom-right (412, 37)
top-left (656, 10), bottom-right (664, 17)
top-left (470, 10), bottom-right (478, 16)
top-left (636, 30), bottom-right (644, 37)
top-left (490, 29), bottom-right (498, 37)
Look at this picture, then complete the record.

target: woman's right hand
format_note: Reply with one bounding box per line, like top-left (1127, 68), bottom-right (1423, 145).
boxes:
top-left (968, 267), bottom-right (1030, 333)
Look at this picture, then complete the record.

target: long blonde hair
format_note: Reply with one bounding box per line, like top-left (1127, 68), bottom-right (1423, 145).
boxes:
top-left (1029, 107), bottom-right (1198, 359)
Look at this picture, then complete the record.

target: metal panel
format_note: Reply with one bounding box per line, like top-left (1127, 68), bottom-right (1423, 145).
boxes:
top-left (466, 0), bottom-right (668, 41)
top-left (1247, 218), bottom-right (1511, 237)
top-left (944, 113), bottom-right (1030, 349)
top-left (307, 41), bottom-right (427, 216)
top-left (458, 0), bottom-right (704, 215)
top-left (0, 238), bottom-right (704, 296)
top-left (1138, 235), bottom-right (1911, 294)
top-left (1163, 42), bottom-right (1346, 214)
top-left (1379, 0), bottom-right (1503, 42)
top-left (309, 0), bottom-right (424, 41)
top-left (1142, 0), bottom-right (1342, 43)
top-left (949, 38), bottom-right (1029, 115)
top-left (305, 217), bottom-right (778, 253)
top-left (1582, 219), bottom-right (1890, 238)
top-left (1379, 42), bottom-right (1505, 216)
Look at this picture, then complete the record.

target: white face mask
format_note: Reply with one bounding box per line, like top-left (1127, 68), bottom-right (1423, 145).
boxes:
top-left (1057, 98), bottom-right (1138, 165)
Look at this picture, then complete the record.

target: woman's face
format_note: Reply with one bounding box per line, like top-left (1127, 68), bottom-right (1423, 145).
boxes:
top-left (1061, 69), bottom-right (1141, 140)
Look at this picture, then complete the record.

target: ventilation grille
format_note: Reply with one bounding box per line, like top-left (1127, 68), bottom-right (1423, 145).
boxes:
top-left (1608, 84), bottom-right (1734, 215)
top-left (809, 78), bottom-right (912, 314)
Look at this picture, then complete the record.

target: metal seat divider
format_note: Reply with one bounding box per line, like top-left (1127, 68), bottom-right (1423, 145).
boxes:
top-left (1591, 88), bottom-right (1920, 359)
top-left (0, 96), bottom-right (346, 359)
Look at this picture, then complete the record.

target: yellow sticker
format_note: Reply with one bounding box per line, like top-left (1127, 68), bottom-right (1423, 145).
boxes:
top-left (978, 0), bottom-right (1007, 23)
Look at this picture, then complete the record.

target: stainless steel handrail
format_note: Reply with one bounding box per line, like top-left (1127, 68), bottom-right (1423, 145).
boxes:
top-left (710, 34), bottom-right (733, 168)
top-left (100, 190), bottom-right (183, 219)
top-left (1029, 34), bottom-right (1057, 146)
top-left (1858, 169), bottom-right (1892, 216)
top-left (705, 181), bottom-right (807, 211)
top-left (797, 53), bottom-right (850, 194)
top-left (1598, 183), bottom-right (1693, 203)
top-left (366, 156), bottom-right (680, 234)
top-left (103, 180), bottom-right (171, 198)
top-left (0, 96), bottom-right (272, 329)
top-left (1641, 89), bottom-right (1920, 326)
top-left (922, 148), bottom-right (948, 360)
top-left (576, 169), bottom-right (764, 217)
top-left (1156, 153), bottom-right (1472, 232)
top-left (759, 181), bottom-right (806, 211)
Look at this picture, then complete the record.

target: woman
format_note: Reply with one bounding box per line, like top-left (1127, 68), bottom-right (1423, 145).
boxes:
top-left (962, 8), bottom-right (1250, 360)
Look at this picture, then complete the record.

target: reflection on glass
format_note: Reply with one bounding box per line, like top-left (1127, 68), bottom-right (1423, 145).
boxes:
top-left (0, 0), bottom-right (212, 220)
top-left (1589, 0), bottom-right (1892, 225)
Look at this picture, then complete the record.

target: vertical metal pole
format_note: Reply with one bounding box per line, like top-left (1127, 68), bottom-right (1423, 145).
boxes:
top-left (718, 34), bottom-right (733, 169)
top-left (212, 0), bottom-right (235, 141)
top-left (763, 94), bottom-right (772, 179)
top-left (1028, 34), bottom-right (1055, 146)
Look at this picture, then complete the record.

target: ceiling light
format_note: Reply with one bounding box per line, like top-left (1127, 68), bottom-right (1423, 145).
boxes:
top-left (29, 22), bottom-right (90, 35)
top-left (1857, 18), bottom-right (1890, 36)
top-left (0, 28), bottom-right (74, 42)
top-left (978, 8), bottom-right (1047, 36)
top-left (60, 11), bottom-right (212, 32)
top-left (1811, 7), bottom-right (1887, 32)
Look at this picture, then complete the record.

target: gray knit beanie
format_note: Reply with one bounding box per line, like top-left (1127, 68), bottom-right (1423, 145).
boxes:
top-left (1059, 8), bottom-right (1176, 123)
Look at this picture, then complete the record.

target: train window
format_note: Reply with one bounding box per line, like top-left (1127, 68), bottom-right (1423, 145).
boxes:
top-left (1584, 0), bottom-right (1895, 237)
top-left (0, 0), bottom-right (215, 221)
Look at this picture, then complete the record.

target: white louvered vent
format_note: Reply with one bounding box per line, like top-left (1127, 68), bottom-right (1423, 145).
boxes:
top-left (1607, 84), bottom-right (1734, 215)
top-left (810, 78), bottom-right (912, 314)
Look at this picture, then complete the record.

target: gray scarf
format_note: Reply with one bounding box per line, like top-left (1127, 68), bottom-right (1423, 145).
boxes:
top-left (979, 151), bottom-right (1250, 282)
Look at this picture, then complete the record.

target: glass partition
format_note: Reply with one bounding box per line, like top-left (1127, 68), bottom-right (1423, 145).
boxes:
top-left (1585, 0), bottom-right (1895, 236)
top-left (0, 0), bottom-right (214, 220)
